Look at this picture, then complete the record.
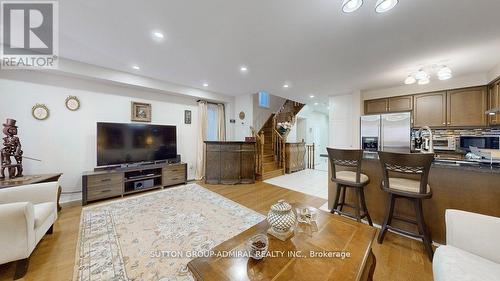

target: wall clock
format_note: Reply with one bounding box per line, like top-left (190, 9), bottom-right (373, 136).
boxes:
top-left (239, 111), bottom-right (246, 120)
top-left (32, 104), bottom-right (50, 120)
top-left (65, 96), bottom-right (80, 111)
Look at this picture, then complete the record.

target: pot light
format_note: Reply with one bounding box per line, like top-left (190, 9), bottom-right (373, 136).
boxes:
top-left (404, 75), bottom-right (416, 85)
top-left (375, 0), bottom-right (399, 13)
top-left (309, 95), bottom-right (315, 98)
top-left (415, 70), bottom-right (428, 80)
top-left (283, 83), bottom-right (289, 88)
top-left (240, 66), bottom-right (248, 72)
top-left (132, 65), bottom-right (140, 70)
top-left (418, 77), bottom-right (430, 85)
top-left (314, 102), bottom-right (319, 106)
top-left (203, 83), bottom-right (209, 87)
top-left (342, 0), bottom-right (363, 13)
top-left (152, 31), bottom-right (165, 42)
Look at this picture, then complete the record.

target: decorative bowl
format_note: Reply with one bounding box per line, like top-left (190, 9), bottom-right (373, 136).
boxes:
top-left (247, 234), bottom-right (269, 260)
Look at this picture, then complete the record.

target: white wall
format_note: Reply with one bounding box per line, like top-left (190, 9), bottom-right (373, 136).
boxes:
top-left (0, 71), bottom-right (212, 198)
top-left (252, 93), bottom-right (286, 132)
top-left (296, 105), bottom-right (329, 163)
top-left (234, 94), bottom-right (253, 141)
top-left (329, 91), bottom-right (362, 149)
top-left (489, 63), bottom-right (500, 83)
top-left (361, 73), bottom-right (488, 100)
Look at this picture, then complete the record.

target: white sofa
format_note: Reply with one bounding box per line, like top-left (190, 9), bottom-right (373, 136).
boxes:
top-left (0, 182), bottom-right (59, 279)
top-left (433, 209), bottom-right (500, 281)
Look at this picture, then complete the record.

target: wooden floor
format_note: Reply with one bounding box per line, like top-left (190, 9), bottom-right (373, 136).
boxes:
top-left (0, 181), bottom-right (433, 281)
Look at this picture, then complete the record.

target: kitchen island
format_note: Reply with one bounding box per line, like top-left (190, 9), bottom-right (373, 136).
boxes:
top-left (322, 153), bottom-right (500, 244)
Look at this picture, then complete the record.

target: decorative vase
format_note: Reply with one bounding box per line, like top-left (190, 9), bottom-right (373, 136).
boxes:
top-left (267, 200), bottom-right (296, 241)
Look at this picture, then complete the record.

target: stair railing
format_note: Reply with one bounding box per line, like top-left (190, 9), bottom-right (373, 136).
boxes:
top-left (250, 126), bottom-right (265, 176)
top-left (272, 128), bottom-right (286, 173)
top-left (306, 143), bottom-right (315, 169)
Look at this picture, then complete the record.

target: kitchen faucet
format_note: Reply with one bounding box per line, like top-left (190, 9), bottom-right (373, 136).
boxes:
top-left (418, 126), bottom-right (434, 153)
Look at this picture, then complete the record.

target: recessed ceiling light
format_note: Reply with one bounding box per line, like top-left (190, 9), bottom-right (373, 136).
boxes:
top-left (203, 83), bottom-right (209, 87)
top-left (342, 0), bottom-right (363, 13)
top-left (132, 65), bottom-right (140, 70)
top-left (314, 102), bottom-right (319, 106)
top-left (404, 75), bottom-right (416, 85)
top-left (152, 31), bottom-right (165, 42)
top-left (240, 66), bottom-right (248, 72)
top-left (375, 0), bottom-right (399, 13)
top-left (283, 83), bottom-right (289, 88)
top-left (309, 95), bottom-right (315, 98)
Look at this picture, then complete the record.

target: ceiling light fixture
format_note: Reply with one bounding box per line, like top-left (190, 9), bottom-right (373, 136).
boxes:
top-left (342, 0), bottom-right (363, 13)
top-left (314, 102), bottom-right (319, 106)
top-left (283, 83), bottom-right (289, 88)
top-left (152, 31), bottom-right (165, 42)
top-left (309, 95), bottom-right (315, 98)
top-left (438, 72), bottom-right (452, 81)
top-left (415, 69), bottom-right (428, 81)
top-left (132, 65), bottom-right (140, 70)
top-left (240, 66), bottom-right (248, 72)
top-left (375, 0), bottom-right (399, 13)
top-left (418, 77), bottom-right (430, 85)
top-left (404, 75), bottom-right (416, 85)
top-left (203, 83), bottom-right (209, 87)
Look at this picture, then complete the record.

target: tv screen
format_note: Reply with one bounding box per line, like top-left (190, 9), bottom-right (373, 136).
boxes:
top-left (97, 122), bottom-right (177, 166)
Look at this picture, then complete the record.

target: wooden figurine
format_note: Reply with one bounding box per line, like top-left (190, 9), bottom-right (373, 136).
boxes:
top-left (1, 119), bottom-right (24, 179)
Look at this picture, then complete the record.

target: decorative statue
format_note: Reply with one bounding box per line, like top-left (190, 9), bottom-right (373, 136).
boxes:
top-left (1, 119), bottom-right (23, 179)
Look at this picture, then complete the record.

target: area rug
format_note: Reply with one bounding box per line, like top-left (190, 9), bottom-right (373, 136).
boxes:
top-left (73, 184), bottom-right (265, 281)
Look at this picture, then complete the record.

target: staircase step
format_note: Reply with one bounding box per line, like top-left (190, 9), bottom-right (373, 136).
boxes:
top-left (261, 169), bottom-right (285, 180)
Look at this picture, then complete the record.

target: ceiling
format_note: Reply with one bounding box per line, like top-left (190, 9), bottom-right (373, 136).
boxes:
top-left (59, 0), bottom-right (500, 103)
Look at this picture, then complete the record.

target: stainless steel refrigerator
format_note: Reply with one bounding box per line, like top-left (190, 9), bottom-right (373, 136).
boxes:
top-left (360, 112), bottom-right (411, 153)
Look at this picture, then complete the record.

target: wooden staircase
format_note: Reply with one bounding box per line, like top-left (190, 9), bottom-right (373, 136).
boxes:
top-left (253, 99), bottom-right (305, 181)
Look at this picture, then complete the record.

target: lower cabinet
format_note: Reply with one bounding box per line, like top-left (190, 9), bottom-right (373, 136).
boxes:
top-left (285, 143), bottom-right (306, 173)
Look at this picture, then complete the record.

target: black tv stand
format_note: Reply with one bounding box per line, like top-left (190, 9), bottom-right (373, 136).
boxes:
top-left (82, 162), bottom-right (188, 205)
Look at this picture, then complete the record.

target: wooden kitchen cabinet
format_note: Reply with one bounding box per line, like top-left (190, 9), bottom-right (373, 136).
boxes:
top-left (489, 83), bottom-right (499, 125)
top-left (447, 87), bottom-right (487, 127)
top-left (364, 98), bottom-right (388, 114)
top-left (388, 95), bottom-right (413, 112)
top-left (413, 92), bottom-right (447, 127)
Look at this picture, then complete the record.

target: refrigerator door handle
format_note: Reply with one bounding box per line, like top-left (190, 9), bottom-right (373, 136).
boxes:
top-left (379, 115), bottom-right (383, 151)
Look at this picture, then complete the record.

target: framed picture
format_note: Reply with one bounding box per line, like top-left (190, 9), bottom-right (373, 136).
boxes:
top-left (184, 110), bottom-right (192, 124)
top-left (131, 102), bottom-right (152, 122)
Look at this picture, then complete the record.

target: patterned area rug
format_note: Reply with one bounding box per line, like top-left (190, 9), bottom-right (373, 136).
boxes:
top-left (73, 184), bottom-right (265, 281)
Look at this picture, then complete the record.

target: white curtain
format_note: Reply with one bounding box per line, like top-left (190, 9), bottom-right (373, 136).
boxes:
top-left (195, 101), bottom-right (208, 180)
top-left (217, 104), bottom-right (226, 141)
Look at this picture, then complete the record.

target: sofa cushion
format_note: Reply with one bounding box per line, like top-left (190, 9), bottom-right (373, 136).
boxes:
top-left (33, 202), bottom-right (55, 229)
top-left (433, 245), bottom-right (500, 281)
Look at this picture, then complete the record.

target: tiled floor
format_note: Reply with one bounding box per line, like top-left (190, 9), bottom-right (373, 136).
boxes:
top-left (264, 168), bottom-right (328, 199)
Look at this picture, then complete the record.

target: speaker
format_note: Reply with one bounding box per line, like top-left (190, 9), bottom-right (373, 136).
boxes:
top-left (134, 179), bottom-right (155, 190)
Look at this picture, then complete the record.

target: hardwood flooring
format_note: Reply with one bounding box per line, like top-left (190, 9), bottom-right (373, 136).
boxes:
top-left (0, 181), bottom-right (433, 281)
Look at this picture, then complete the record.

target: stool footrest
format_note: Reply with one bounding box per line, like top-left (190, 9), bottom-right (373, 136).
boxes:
top-left (387, 225), bottom-right (423, 240)
top-left (392, 215), bottom-right (418, 225)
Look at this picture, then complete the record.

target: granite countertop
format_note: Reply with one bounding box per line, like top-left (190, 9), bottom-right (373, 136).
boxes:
top-left (319, 152), bottom-right (500, 174)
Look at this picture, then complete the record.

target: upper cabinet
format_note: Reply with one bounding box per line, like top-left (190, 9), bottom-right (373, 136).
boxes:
top-left (447, 87), bottom-right (487, 127)
top-left (364, 98), bottom-right (388, 114)
top-left (489, 83), bottom-right (499, 125)
top-left (388, 96), bottom-right (413, 112)
top-left (413, 92), bottom-right (447, 127)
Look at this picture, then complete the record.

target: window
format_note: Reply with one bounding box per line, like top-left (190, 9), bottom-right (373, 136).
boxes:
top-left (206, 103), bottom-right (218, 141)
top-left (258, 91), bottom-right (270, 108)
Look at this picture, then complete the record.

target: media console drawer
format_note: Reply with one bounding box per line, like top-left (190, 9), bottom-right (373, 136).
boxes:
top-left (162, 163), bottom-right (187, 186)
top-left (87, 173), bottom-right (123, 187)
top-left (87, 183), bottom-right (122, 201)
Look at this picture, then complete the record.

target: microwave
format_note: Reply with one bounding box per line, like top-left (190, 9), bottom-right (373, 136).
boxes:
top-left (433, 137), bottom-right (457, 151)
top-left (459, 136), bottom-right (500, 152)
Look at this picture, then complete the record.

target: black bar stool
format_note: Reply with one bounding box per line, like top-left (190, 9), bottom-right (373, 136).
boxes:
top-left (377, 151), bottom-right (434, 260)
top-left (327, 148), bottom-right (373, 226)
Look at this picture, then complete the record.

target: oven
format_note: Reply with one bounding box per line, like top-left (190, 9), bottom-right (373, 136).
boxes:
top-left (433, 137), bottom-right (457, 151)
top-left (459, 136), bottom-right (500, 152)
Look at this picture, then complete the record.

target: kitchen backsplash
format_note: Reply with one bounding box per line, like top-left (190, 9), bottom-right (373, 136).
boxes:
top-left (412, 128), bottom-right (500, 138)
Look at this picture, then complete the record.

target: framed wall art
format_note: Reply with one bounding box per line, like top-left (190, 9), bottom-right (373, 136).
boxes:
top-left (131, 102), bottom-right (152, 122)
top-left (184, 110), bottom-right (192, 124)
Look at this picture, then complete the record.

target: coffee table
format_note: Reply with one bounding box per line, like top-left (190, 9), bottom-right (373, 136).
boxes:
top-left (188, 203), bottom-right (377, 281)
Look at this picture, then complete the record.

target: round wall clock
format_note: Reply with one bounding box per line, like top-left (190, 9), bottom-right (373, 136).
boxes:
top-left (239, 111), bottom-right (246, 120)
top-left (65, 96), bottom-right (80, 111)
top-left (32, 104), bottom-right (50, 120)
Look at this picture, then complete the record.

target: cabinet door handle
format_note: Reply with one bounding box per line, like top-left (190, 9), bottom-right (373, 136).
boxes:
top-left (100, 178), bottom-right (112, 182)
top-left (101, 189), bottom-right (111, 193)
top-left (170, 169), bottom-right (178, 172)
top-left (171, 178), bottom-right (179, 180)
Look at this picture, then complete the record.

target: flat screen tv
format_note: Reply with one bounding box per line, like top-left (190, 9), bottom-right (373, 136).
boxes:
top-left (97, 122), bottom-right (177, 166)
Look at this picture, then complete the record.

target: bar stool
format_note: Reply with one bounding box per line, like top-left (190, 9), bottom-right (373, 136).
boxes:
top-left (327, 148), bottom-right (373, 226)
top-left (377, 151), bottom-right (434, 260)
